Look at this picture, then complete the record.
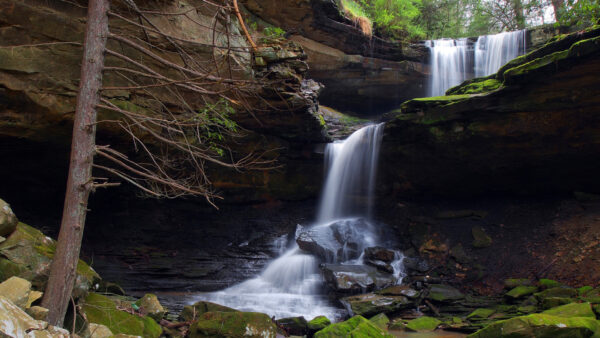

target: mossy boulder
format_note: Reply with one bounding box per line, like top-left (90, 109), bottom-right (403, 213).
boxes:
top-left (81, 293), bottom-right (162, 338)
top-left (307, 315), bottom-right (331, 333)
top-left (341, 293), bottom-right (412, 317)
top-left (504, 278), bottom-right (533, 289)
top-left (134, 294), bottom-right (165, 322)
top-left (276, 316), bottom-right (308, 336)
top-left (369, 313), bottom-right (390, 331)
top-left (0, 222), bottom-right (99, 298)
top-left (405, 316), bottom-right (442, 331)
top-left (535, 287), bottom-right (578, 300)
top-left (471, 226), bottom-right (492, 248)
top-left (179, 300), bottom-right (238, 321)
top-left (0, 276), bottom-right (31, 308)
top-left (468, 313), bottom-right (600, 337)
top-left (0, 199), bottom-right (18, 237)
top-left (538, 279), bottom-right (562, 289)
top-left (542, 302), bottom-right (595, 318)
top-left (427, 284), bottom-right (465, 302)
top-left (467, 308), bottom-right (496, 320)
top-left (314, 315), bottom-right (393, 337)
top-left (506, 286), bottom-right (538, 299)
top-left (541, 297), bottom-right (576, 310)
top-left (578, 286), bottom-right (594, 296)
top-left (189, 311), bottom-right (277, 338)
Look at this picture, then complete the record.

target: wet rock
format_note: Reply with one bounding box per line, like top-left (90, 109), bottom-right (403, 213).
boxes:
top-left (376, 285), bottom-right (420, 299)
top-left (297, 219), bottom-right (373, 262)
top-left (402, 257), bottom-right (430, 273)
top-left (189, 311), bottom-right (277, 338)
top-left (471, 226), bottom-right (492, 248)
top-left (364, 247), bottom-right (396, 263)
top-left (134, 294), bottom-right (165, 322)
top-left (180, 301), bottom-right (238, 321)
top-left (0, 276), bottom-right (31, 308)
top-left (307, 315), bottom-right (331, 333)
top-left (276, 316), bottom-right (308, 336)
top-left (369, 313), bottom-right (390, 331)
top-left (341, 293), bottom-right (412, 317)
top-left (468, 313), bottom-right (600, 337)
top-left (89, 323), bottom-right (114, 338)
top-left (405, 316), bottom-right (442, 331)
top-left (82, 293), bottom-right (162, 338)
top-left (314, 315), bottom-right (393, 338)
top-left (321, 264), bottom-right (396, 293)
top-left (0, 199), bottom-right (17, 237)
top-left (427, 284), bottom-right (465, 302)
top-left (506, 286), bottom-right (538, 299)
top-left (365, 259), bottom-right (394, 273)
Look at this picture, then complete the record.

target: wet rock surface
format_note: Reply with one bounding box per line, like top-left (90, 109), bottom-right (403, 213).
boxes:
top-left (321, 264), bottom-right (396, 294)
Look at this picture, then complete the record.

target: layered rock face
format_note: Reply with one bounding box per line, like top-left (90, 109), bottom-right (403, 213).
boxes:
top-left (380, 26), bottom-right (600, 198)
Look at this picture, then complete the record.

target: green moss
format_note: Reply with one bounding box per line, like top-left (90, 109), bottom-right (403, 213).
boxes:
top-left (427, 284), bottom-right (464, 302)
top-left (447, 79), bottom-right (502, 95)
top-left (190, 311), bottom-right (277, 338)
top-left (535, 287), bottom-right (578, 300)
top-left (541, 297), bottom-right (576, 310)
top-left (318, 114), bottom-right (327, 127)
top-left (518, 305), bottom-right (538, 314)
top-left (308, 316), bottom-right (331, 331)
top-left (568, 36), bottom-right (600, 58)
top-left (467, 308), bottom-right (496, 320)
top-left (578, 286), bottom-right (594, 296)
top-left (180, 301), bottom-right (237, 321)
top-left (314, 315), bottom-right (392, 337)
top-left (405, 316), bottom-right (442, 331)
top-left (0, 258), bottom-right (26, 282)
top-left (538, 279), bottom-right (562, 289)
top-left (467, 314), bottom-right (600, 338)
top-left (542, 302), bottom-right (595, 318)
top-left (506, 286), bottom-right (538, 299)
top-left (82, 293), bottom-right (161, 338)
top-left (505, 278), bottom-right (533, 289)
top-left (369, 313), bottom-right (390, 330)
top-left (502, 50), bottom-right (569, 83)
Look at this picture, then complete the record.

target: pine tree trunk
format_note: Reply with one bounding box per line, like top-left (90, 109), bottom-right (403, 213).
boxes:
top-left (41, 0), bottom-right (109, 327)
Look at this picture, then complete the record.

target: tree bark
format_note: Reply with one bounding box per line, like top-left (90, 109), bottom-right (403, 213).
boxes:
top-left (511, 0), bottom-right (526, 29)
top-left (551, 0), bottom-right (564, 21)
top-left (41, 0), bottom-right (109, 327)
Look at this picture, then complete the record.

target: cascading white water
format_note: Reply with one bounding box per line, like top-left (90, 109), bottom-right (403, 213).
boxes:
top-left (427, 30), bottom-right (526, 96)
top-left (192, 123), bottom-right (399, 320)
top-left (426, 38), bottom-right (471, 97)
top-left (475, 30), bottom-right (526, 78)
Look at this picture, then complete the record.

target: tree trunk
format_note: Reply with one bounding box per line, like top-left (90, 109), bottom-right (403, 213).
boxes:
top-left (41, 0), bottom-right (109, 327)
top-left (511, 0), bottom-right (526, 29)
top-left (551, 0), bottom-right (564, 21)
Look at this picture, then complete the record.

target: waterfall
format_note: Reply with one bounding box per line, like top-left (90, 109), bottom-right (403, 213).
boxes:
top-left (427, 30), bottom-right (526, 96)
top-left (192, 124), bottom-right (393, 320)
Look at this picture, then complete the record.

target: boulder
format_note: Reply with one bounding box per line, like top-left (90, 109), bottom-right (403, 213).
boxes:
top-left (314, 315), bottom-right (393, 338)
top-left (364, 247), bottom-right (396, 263)
top-left (534, 287), bottom-right (578, 300)
top-left (321, 264), bottom-right (396, 293)
top-left (82, 293), bottom-right (162, 338)
top-left (426, 284), bottom-right (465, 302)
top-left (369, 313), bottom-right (390, 331)
top-left (26, 305), bottom-right (49, 321)
top-left (341, 293), bottom-right (412, 317)
top-left (89, 323), bottom-right (114, 338)
top-left (471, 226), bottom-right (492, 248)
top-left (376, 285), bottom-right (420, 299)
top-left (506, 286), bottom-right (538, 299)
top-left (307, 315), bottom-right (331, 333)
top-left (0, 296), bottom-right (46, 336)
top-left (0, 276), bottom-right (31, 308)
top-left (189, 311), bottom-right (277, 338)
top-left (467, 313), bottom-right (600, 337)
top-left (467, 308), bottom-right (496, 320)
top-left (402, 256), bottom-right (430, 273)
top-left (538, 279), bottom-right (562, 289)
top-left (504, 278), bottom-right (533, 289)
top-left (134, 294), bottom-right (165, 322)
top-left (542, 302), bottom-right (595, 318)
top-left (297, 219), bottom-right (373, 262)
top-left (179, 300), bottom-right (238, 321)
top-left (0, 199), bottom-right (17, 237)
top-left (405, 316), bottom-right (442, 331)
top-left (276, 316), bottom-right (308, 336)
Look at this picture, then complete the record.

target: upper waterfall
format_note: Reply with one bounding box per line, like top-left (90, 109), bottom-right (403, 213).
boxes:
top-left (426, 30), bottom-right (526, 96)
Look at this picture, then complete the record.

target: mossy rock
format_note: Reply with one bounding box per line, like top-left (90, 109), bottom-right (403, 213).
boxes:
top-left (307, 316), bottom-right (331, 332)
top-left (542, 302), bottom-right (595, 318)
top-left (179, 300), bottom-right (238, 321)
top-left (541, 297), bottom-right (576, 310)
top-left (538, 279), bottom-right (562, 289)
top-left (134, 294), bottom-right (165, 322)
top-left (427, 284), bottom-right (464, 302)
top-left (504, 278), bottom-right (533, 289)
top-left (471, 226), bottom-right (492, 248)
top-left (535, 287), bottom-right (578, 300)
top-left (276, 316), bottom-right (308, 336)
top-left (467, 313), bottom-right (600, 337)
top-left (189, 311), bottom-right (277, 338)
top-left (517, 305), bottom-right (537, 314)
top-left (405, 316), bottom-right (442, 331)
top-left (82, 293), bottom-right (162, 338)
top-left (369, 313), bottom-right (390, 331)
top-left (578, 286), bottom-right (594, 296)
top-left (506, 286), bottom-right (538, 299)
top-left (0, 199), bottom-right (18, 237)
top-left (581, 288), bottom-right (600, 303)
top-left (446, 78), bottom-right (502, 95)
top-left (314, 315), bottom-right (392, 337)
top-left (467, 308), bottom-right (496, 320)
top-left (342, 293), bottom-right (412, 317)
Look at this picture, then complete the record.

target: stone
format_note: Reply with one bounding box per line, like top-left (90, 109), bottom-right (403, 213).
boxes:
top-left (506, 286), bottom-right (538, 299)
top-left (427, 284), bottom-right (465, 302)
top-left (541, 297), bottom-right (575, 310)
top-left (577, 286), bottom-right (594, 296)
top-left (189, 311), bottom-right (277, 338)
top-left (314, 315), bottom-right (393, 338)
top-left (341, 293), bottom-right (412, 317)
top-left (88, 323), bottom-right (114, 338)
top-left (542, 302), bottom-right (595, 318)
top-left (467, 313), bottom-right (600, 338)
top-left (307, 316), bottom-right (331, 333)
top-left (0, 276), bottom-right (31, 308)
top-left (471, 226), bottom-right (492, 248)
top-left (403, 256), bottom-right (430, 272)
top-left (376, 285), bottom-right (420, 299)
top-left (538, 279), bottom-right (562, 289)
top-left (0, 199), bottom-right (17, 237)
top-left (297, 219), bottom-right (373, 262)
top-left (369, 313), bottom-right (390, 331)
top-left (467, 308), bottom-right (496, 320)
top-left (504, 278), bottom-right (533, 289)
top-left (134, 294), bottom-right (165, 322)
top-left (27, 306), bottom-right (49, 321)
top-left (276, 316), bottom-right (308, 336)
top-left (26, 290), bottom-right (43, 308)
top-left (450, 243), bottom-right (471, 264)
top-left (321, 264), bottom-right (396, 293)
top-left (179, 300), bottom-right (238, 321)
top-left (0, 296), bottom-right (46, 336)
top-left (364, 247), bottom-right (396, 263)
top-left (405, 316), bottom-right (442, 331)
top-left (534, 287), bottom-right (578, 300)
top-left (82, 293), bottom-right (162, 338)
